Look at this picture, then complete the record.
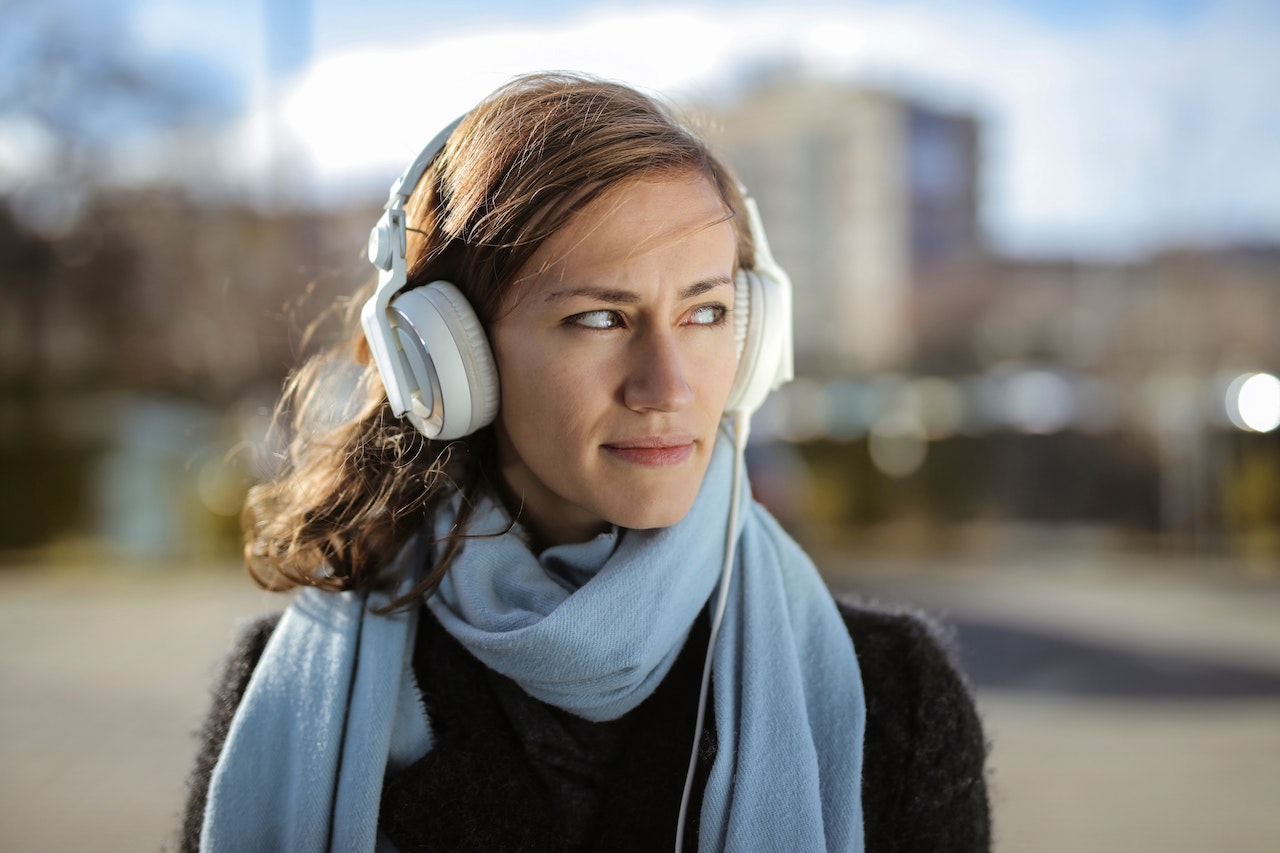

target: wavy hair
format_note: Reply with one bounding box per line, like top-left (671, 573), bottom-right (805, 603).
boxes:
top-left (243, 72), bottom-right (755, 606)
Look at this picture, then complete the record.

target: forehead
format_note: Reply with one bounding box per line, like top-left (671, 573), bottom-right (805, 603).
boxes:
top-left (515, 172), bottom-right (734, 293)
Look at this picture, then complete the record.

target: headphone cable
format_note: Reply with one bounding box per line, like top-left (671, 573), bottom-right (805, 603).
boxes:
top-left (674, 410), bottom-right (750, 851)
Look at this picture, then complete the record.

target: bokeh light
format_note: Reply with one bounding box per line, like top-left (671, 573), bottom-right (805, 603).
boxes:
top-left (868, 410), bottom-right (928, 478)
top-left (1003, 369), bottom-right (1075, 434)
top-left (1232, 372), bottom-right (1280, 433)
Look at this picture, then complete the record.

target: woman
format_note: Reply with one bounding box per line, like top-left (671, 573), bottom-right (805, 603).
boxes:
top-left (183, 72), bottom-right (989, 852)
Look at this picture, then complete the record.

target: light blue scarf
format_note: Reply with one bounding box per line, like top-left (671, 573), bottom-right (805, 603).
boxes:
top-left (202, 432), bottom-right (865, 851)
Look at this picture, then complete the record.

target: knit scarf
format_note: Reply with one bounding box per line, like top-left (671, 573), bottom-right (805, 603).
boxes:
top-left (201, 432), bottom-right (865, 851)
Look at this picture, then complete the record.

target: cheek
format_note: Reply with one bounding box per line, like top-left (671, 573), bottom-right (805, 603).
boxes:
top-left (496, 336), bottom-right (602, 441)
top-left (697, 341), bottom-right (742, 412)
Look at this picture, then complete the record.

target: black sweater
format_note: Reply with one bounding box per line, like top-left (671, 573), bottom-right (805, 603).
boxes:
top-left (182, 598), bottom-right (989, 851)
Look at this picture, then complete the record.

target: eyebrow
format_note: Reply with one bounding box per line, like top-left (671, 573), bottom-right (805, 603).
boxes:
top-left (543, 275), bottom-right (733, 306)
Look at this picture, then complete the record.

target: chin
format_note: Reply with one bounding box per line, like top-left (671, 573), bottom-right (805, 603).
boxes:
top-left (604, 487), bottom-right (701, 531)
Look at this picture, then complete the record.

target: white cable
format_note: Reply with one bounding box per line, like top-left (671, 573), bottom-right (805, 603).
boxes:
top-left (674, 410), bottom-right (750, 852)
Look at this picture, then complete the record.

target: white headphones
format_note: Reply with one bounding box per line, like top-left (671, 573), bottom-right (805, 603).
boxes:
top-left (361, 115), bottom-right (794, 440)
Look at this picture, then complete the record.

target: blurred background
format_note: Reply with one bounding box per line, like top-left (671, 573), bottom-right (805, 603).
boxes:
top-left (2, 0), bottom-right (1279, 849)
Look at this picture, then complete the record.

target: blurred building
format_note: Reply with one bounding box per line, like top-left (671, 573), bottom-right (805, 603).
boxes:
top-left (704, 75), bottom-right (1280, 554)
top-left (709, 77), bottom-right (984, 377)
top-left (0, 190), bottom-right (377, 557)
top-left (980, 248), bottom-right (1280, 382)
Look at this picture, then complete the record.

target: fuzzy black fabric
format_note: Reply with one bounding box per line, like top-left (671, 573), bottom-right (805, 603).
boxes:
top-left (181, 599), bottom-right (989, 852)
top-left (179, 614), bottom-right (280, 853)
top-left (379, 607), bottom-right (713, 852)
top-left (841, 601), bottom-right (991, 852)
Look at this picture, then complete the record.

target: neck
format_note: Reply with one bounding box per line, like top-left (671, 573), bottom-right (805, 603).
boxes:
top-left (492, 470), bottom-right (609, 552)
top-left (491, 423), bottom-right (612, 551)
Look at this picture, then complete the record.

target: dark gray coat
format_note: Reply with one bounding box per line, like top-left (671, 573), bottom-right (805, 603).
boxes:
top-left (182, 598), bottom-right (989, 852)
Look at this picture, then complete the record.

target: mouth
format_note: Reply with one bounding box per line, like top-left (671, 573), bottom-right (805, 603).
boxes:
top-left (602, 436), bottom-right (696, 467)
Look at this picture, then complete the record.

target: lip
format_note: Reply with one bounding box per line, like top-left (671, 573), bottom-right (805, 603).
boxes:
top-left (602, 436), bottom-right (696, 467)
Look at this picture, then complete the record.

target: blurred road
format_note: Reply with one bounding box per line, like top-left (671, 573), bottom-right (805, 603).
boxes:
top-left (1, 549), bottom-right (1279, 852)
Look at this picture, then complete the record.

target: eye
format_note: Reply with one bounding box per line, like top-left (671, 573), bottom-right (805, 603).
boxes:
top-left (685, 304), bottom-right (728, 326)
top-left (566, 309), bottom-right (624, 330)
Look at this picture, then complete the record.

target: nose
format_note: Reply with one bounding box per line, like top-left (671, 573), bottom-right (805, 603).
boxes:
top-left (623, 327), bottom-right (694, 413)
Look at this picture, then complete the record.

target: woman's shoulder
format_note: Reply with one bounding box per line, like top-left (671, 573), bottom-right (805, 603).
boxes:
top-left (180, 613), bottom-right (283, 852)
top-left (833, 595), bottom-right (992, 852)
top-left (833, 595), bottom-right (987, 769)
top-left (203, 613), bottom-right (282, 708)
top-left (834, 597), bottom-right (972, 698)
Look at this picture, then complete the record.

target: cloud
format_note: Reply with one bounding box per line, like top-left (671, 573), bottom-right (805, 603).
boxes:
top-left (206, 0), bottom-right (1280, 257)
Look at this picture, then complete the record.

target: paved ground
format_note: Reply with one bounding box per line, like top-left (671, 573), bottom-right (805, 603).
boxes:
top-left (0, 564), bottom-right (279, 851)
top-left (1, 549), bottom-right (1278, 852)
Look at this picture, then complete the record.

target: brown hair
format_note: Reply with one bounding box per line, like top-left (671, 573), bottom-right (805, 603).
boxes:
top-left (243, 72), bottom-right (754, 606)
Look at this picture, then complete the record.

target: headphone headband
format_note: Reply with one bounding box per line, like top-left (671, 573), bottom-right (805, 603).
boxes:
top-left (383, 116), bottom-right (465, 211)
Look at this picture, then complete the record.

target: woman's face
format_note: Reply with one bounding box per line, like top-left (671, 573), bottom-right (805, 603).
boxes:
top-left (489, 172), bottom-right (739, 547)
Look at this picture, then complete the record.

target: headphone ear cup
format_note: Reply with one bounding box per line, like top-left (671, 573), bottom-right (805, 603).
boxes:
top-left (731, 271), bottom-right (750, 364)
top-left (386, 281), bottom-right (500, 440)
top-left (724, 269), bottom-right (789, 416)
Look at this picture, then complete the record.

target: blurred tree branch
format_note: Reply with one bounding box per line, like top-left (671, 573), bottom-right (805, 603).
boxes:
top-left (0, 0), bottom-right (233, 200)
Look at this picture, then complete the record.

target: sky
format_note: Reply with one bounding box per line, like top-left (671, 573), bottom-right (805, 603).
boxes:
top-left (11, 0), bottom-right (1280, 259)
